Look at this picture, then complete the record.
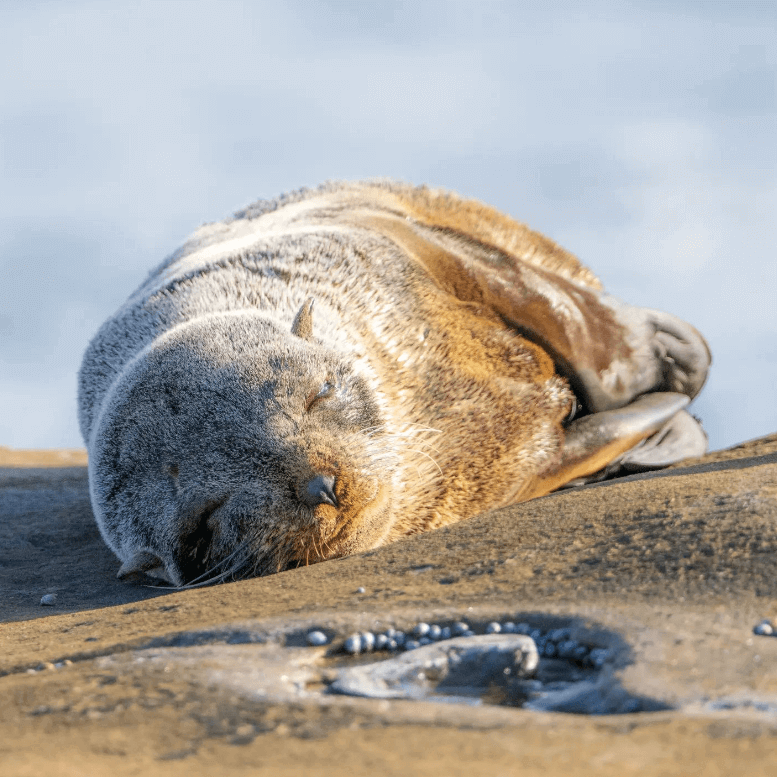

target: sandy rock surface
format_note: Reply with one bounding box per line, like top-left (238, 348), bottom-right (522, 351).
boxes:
top-left (2, 437), bottom-right (777, 775)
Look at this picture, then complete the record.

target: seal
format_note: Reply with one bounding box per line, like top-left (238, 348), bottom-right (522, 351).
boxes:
top-left (78, 181), bottom-right (711, 586)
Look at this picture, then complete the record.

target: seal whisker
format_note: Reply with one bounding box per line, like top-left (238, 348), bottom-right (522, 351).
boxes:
top-left (403, 447), bottom-right (444, 476)
top-left (174, 565), bottom-right (241, 589)
top-left (399, 423), bottom-right (443, 435)
top-left (175, 523), bottom-right (267, 588)
top-left (376, 431), bottom-right (443, 456)
top-left (175, 543), bottom-right (249, 588)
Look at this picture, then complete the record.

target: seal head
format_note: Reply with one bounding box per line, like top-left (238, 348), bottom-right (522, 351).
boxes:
top-left (89, 310), bottom-right (392, 586)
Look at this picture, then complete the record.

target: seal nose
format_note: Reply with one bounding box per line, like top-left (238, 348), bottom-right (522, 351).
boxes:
top-left (302, 473), bottom-right (338, 508)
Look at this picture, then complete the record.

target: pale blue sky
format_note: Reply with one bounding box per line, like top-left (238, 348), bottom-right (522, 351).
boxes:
top-left (1, 0), bottom-right (775, 451)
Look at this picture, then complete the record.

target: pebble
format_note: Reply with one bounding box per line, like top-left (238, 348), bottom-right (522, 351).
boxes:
top-left (588, 648), bottom-right (611, 668)
top-left (404, 639), bottom-right (421, 650)
top-left (453, 622), bottom-right (470, 636)
top-left (573, 645), bottom-right (590, 662)
top-left (360, 632), bottom-right (376, 652)
top-left (428, 624), bottom-right (442, 640)
top-left (356, 587), bottom-right (366, 594)
top-left (344, 634), bottom-right (362, 655)
top-left (440, 626), bottom-right (452, 640)
top-left (502, 622), bottom-right (516, 633)
top-left (40, 594), bottom-right (57, 606)
top-left (556, 640), bottom-right (579, 659)
top-left (413, 622), bottom-right (431, 638)
top-left (754, 620), bottom-right (774, 636)
top-left (485, 622), bottom-right (501, 634)
top-left (306, 630), bottom-right (329, 646)
top-left (548, 628), bottom-right (572, 643)
top-left (375, 634), bottom-right (389, 650)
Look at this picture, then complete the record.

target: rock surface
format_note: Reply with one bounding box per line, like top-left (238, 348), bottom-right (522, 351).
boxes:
top-left (2, 436), bottom-right (777, 775)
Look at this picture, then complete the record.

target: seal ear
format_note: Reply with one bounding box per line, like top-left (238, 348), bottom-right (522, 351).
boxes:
top-left (291, 298), bottom-right (315, 340)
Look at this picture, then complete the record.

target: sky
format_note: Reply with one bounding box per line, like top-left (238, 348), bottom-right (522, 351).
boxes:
top-left (0, 0), bottom-right (775, 452)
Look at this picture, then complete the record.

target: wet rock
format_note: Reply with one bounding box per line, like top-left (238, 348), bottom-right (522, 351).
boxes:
top-left (330, 634), bottom-right (539, 701)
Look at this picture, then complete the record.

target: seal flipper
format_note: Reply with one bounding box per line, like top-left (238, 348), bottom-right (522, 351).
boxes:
top-left (588, 299), bottom-right (712, 408)
top-left (533, 392), bottom-right (698, 495)
top-left (338, 191), bottom-right (710, 413)
top-left (619, 408), bottom-right (707, 472)
top-left (117, 550), bottom-right (175, 585)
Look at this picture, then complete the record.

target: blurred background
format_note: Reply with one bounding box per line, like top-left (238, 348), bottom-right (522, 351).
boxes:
top-left (0, 0), bottom-right (774, 451)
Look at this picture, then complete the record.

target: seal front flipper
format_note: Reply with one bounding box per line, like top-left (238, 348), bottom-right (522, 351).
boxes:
top-left (532, 392), bottom-right (705, 496)
top-left (618, 408), bottom-right (708, 472)
top-left (117, 550), bottom-right (175, 584)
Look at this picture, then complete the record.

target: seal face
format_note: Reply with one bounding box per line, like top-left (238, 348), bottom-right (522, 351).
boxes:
top-left (78, 181), bottom-right (711, 586)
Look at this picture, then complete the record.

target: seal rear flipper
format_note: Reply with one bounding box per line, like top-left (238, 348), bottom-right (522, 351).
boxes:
top-left (593, 299), bottom-right (712, 406)
top-left (532, 392), bottom-right (699, 496)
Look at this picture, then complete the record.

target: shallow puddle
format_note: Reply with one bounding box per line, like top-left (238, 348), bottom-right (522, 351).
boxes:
top-left (87, 611), bottom-right (671, 716)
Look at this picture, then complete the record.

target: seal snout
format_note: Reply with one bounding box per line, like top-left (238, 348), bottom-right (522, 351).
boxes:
top-left (302, 473), bottom-right (339, 508)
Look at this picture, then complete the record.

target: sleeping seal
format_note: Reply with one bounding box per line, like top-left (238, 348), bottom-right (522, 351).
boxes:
top-left (78, 181), bottom-right (711, 586)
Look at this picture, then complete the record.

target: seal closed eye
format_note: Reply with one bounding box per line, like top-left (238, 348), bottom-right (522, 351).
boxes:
top-left (78, 180), bottom-right (711, 586)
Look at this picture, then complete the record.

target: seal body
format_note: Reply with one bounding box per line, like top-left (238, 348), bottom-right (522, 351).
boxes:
top-left (78, 182), bottom-right (711, 585)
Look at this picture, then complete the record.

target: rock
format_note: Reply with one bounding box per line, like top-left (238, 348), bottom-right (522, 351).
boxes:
top-left (343, 634), bottom-right (361, 655)
top-left (329, 634), bottom-right (539, 700)
top-left (306, 630), bottom-right (328, 646)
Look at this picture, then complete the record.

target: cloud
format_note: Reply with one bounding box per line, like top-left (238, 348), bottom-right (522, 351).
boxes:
top-left (0, 0), bottom-right (774, 450)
